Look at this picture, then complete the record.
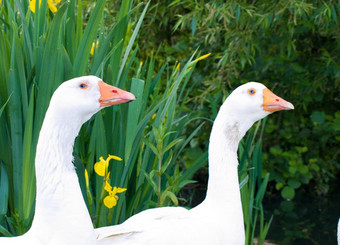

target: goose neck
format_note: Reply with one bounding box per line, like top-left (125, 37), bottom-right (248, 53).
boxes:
top-left (34, 111), bottom-right (81, 196)
top-left (204, 105), bottom-right (251, 202)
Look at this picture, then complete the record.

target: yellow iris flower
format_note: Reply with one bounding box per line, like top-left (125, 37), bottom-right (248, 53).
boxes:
top-left (195, 53), bottom-right (211, 62)
top-left (29, 0), bottom-right (61, 13)
top-left (94, 155), bottom-right (126, 209)
top-left (176, 62), bottom-right (181, 70)
top-left (94, 154), bottom-right (122, 177)
top-left (103, 185), bottom-right (127, 208)
top-left (90, 41), bottom-right (99, 56)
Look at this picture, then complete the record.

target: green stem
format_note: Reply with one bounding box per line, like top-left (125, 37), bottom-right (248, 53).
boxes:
top-left (158, 151), bottom-right (162, 207)
top-left (96, 179), bottom-right (106, 227)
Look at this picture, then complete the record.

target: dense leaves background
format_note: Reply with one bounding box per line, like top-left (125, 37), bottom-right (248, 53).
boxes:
top-left (134, 1), bottom-right (340, 243)
top-left (134, 0), bottom-right (340, 200)
top-left (0, 0), bottom-right (339, 244)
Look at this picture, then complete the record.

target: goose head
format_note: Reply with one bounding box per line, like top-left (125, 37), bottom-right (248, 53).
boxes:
top-left (48, 75), bottom-right (136, 124)
top-left (216, 82), bottom-right (294, 142)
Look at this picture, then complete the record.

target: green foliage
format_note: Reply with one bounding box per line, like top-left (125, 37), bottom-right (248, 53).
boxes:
top-left (0, 0), bottom-right (117, 235)
top-left (0, 0), bottom-right (206, 236)
top-left (136, 0), bottom-right (340, 200)
top-left (1, 0), bottom-right (338, 243)
top-left (239, 120), bottom-right (273, 245)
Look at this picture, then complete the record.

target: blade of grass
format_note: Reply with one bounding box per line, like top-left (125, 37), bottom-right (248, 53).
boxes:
top-left (21, 86), bottom-right (36, 222)
top-left (109, 0), bottom-right (133, 82)
top-left (116, 1), bottom-right (150, 83)
top-left (0, 224), bottom-right (12, 237)
top-left (125, 78), bottom-right (145, 160)
top-left (34, 4), bottom-right (68, 134)
top-left (73, 0), bottom-right (105, 76)
top-left (7, 32), bottom-right (24, 220)
top-left (0, 162), bottom-right (9, 216)
top-left (0, 93), bottom-right (11, 119)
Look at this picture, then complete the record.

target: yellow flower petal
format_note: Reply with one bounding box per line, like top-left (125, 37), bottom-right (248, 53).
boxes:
top-left (103, 195), bottom-right (117, 208)
top-left (104, 181), bottom-right (112, 192)
top-left (29, 0), bottom-right (60, 13)
top-left (176, 62), bottom-right (181, 70)
top-left (29, 0), bottom-right (39, 13)
top-left (90, 44), bottom-right (95, 56)
top-left (105, 171), bottom-right (111, 181)
top-left (90, 41), bottom-right (99, 56)
top-left (94, 157), bottom-right (106, 176)
top-left (47, 0), bottom-right (57, 13)
top-left (195, 53), bottom-right (211, 62)
top-left (114, 187), bottom-right (127, 194)
top-left (107, 154), bottom-right (122, 162)
top-left (84, 169), bottom-right (89, 188)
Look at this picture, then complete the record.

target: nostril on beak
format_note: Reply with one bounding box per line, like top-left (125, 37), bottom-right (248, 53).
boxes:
top-left (112, 90), bottom-right (118, 93)
top-left (276, 99), bottom-right (279, 102)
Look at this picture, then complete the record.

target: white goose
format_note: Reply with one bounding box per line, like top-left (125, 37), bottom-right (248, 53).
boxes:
top-left (0, 76), bottom-right (135, 245)
top-left (95, 82), bottom-right (294, 245)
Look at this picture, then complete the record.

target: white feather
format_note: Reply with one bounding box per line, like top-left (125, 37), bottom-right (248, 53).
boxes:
top-left (95, 82), bottom-right (293, 245)
top-left (0, 76), bottom-right (135, 245)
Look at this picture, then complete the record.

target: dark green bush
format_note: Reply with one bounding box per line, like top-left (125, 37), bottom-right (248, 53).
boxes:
top-left (136, 0), bottom-right (340, 199)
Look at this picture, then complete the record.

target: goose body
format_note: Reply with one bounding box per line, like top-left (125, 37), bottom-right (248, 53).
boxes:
top-left (96, 82), bottom-right (294, 245)
top-left (0, 76), bottom-right (135, 245)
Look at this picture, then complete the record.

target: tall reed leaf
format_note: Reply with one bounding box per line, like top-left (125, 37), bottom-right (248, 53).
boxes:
top-left (73, 0), bottom-right (105, 76)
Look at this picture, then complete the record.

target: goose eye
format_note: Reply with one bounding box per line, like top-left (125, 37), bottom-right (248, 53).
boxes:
top-left (247, 89), bottom-right (256, 95)
top-left (79, 83), bottom-right (88, 89)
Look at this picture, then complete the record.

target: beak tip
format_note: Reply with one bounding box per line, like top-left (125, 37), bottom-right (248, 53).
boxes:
top-left (285, 102), bottom-right (294, 110)
top-left (128, 94), bottom-right (136, 102)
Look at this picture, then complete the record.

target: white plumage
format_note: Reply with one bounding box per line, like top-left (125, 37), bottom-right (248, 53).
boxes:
top-left (95, 82), bottom-right (294, 245)
top-left (0, 76), bottom-right (135, 245)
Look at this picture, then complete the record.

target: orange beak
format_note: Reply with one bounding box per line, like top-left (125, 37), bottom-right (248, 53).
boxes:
top-left (262, 88), bottom-right (294, 113)
top-left (98, 81), bottom-right (136, 107)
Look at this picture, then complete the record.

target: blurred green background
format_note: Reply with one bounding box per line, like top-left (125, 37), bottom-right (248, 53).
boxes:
top-left (0, 0), bottom-right (339, 244)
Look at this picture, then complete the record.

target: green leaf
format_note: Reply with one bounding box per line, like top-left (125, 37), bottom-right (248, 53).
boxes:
top-left (109, 0), bottom-right (134, 81)
top-left (117, 1), bottom-right (150, 82)
top-left (21, 87), bottom-right (36, 221)
top-left (73, 0), bottom-right (106, 75)
top-left (288, 179), bottom-right (301, 189)
top-left (34, 4), bottom-right (68, 134)
top-left (239, 175), bottom-right (249, 190)
top-left (143, 137), bottom-right (159, 156)
top-left (281, 186), bottom-right (295, 199)
top-left (310, 111), bottom-right (326, 124)
top-left (0, 224), bottom-right (12, 237)
top-left (0, 93), bottom-right (11, 119)
top-left (255, 173), bottom-right (270, 204)
top-left (160, 190), bottom-right (178, 206)
top-left (73, 156), bottom-right (91, 211)
top-left (310, 163), bottom-right (320, 172)
top-left (125, 78), bottom-right (145, 160)
top-left (0, 162), bottom-right (9, 216)
top-left (275, 182), bottom-right (284, 190)
top-left (160, 154), bottom-right (173, 174)
top-left (288, 166), bottom-right (297, 174)
top-left (162, 138), bottom-right (183, 154)
top-left (298, 165), bottom-right (309, 174)
top-left (177, 179), bottom-right (196, 190)
top-left (142, 169), bottom-right (158, 194)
